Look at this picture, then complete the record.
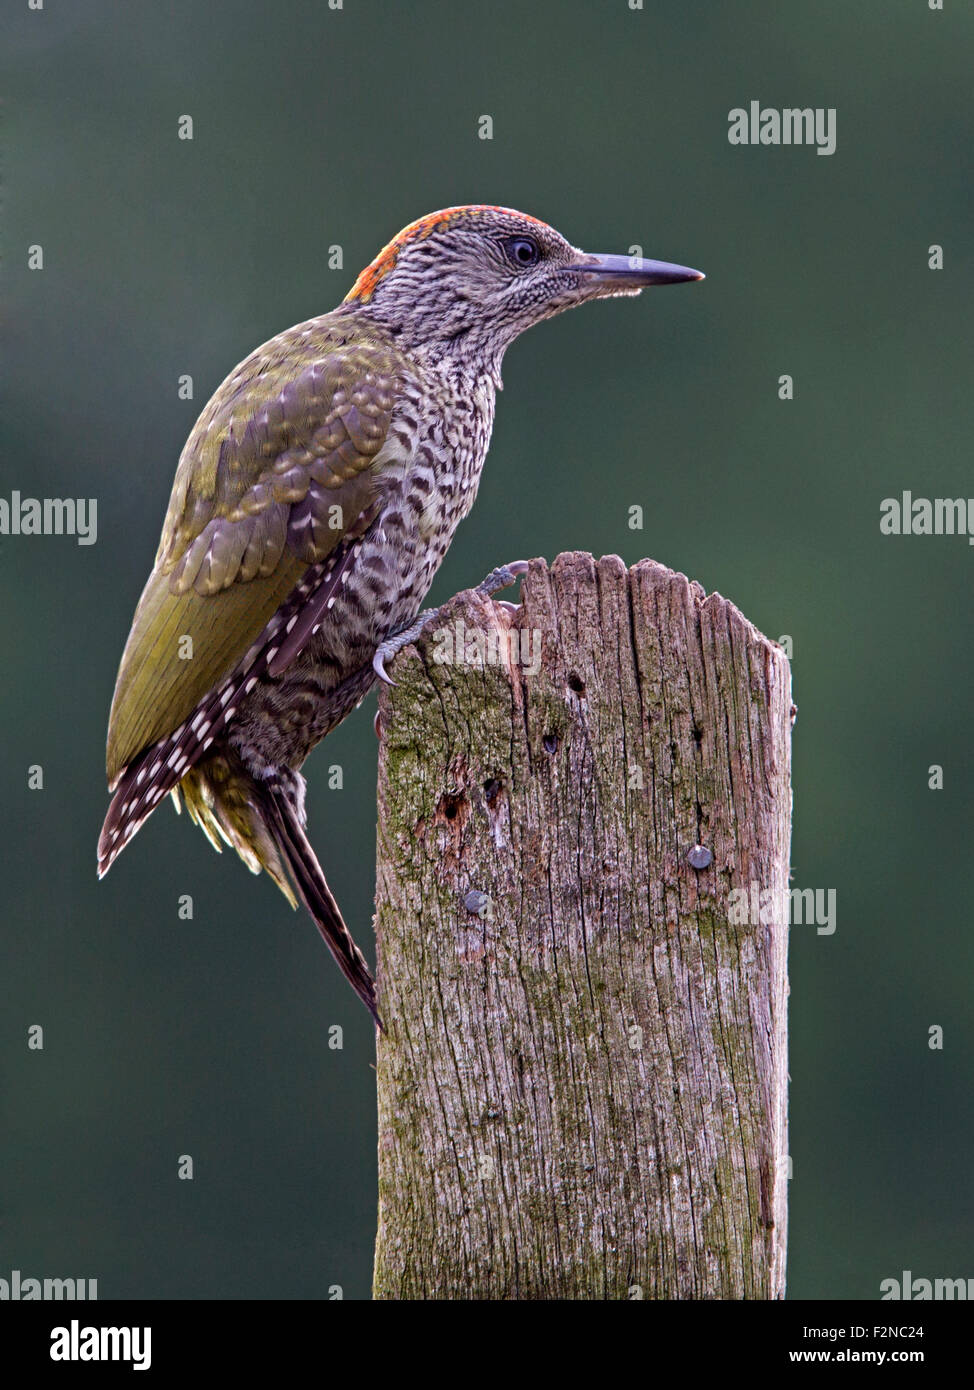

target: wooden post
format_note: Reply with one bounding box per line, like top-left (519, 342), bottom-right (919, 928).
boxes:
top-left (372, 552), bottom-right (792, 1300)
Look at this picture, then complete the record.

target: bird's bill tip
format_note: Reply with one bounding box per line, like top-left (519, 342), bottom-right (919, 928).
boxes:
top-left (576, 253), bottom-right (705, 288)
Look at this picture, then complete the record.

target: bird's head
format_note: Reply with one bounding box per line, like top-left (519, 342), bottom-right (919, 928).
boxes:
top-left (342, 205), bottom-right (703, 380)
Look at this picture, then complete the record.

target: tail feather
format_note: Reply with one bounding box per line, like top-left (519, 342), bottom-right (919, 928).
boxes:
top-left (257, 785), bottom-right (382, 1028)
top-left (98, 743), bottom-right (184, 877)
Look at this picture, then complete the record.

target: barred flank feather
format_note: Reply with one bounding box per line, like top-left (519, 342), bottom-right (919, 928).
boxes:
top-left (97, 535), bottom-right (368, 880)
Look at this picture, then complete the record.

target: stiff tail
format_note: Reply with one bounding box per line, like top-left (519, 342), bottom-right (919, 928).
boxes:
top-left (255, 782), bottom-right (382, 1028)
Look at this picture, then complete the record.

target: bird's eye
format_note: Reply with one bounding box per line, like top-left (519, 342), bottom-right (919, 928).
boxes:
top-left (505, 236), bottom-right (541, 268)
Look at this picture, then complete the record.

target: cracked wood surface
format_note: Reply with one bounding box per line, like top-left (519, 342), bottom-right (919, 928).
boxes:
top-left (372, 552), bottom-right (792, 1300)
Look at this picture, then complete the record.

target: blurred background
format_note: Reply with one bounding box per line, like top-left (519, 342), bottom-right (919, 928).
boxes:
top-left (1, 0), bottom-right (972, 1299)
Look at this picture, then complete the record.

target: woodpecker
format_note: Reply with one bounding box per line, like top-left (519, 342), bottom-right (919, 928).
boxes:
top-left (98, 205), bottom-right (704, 1023)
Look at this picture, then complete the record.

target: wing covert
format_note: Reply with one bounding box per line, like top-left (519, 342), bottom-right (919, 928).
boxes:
top-left (106, 326), bottom-right (404, 783)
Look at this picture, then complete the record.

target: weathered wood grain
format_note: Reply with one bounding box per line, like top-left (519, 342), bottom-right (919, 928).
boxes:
top-left (372, 552), bottom-right (792, 1300)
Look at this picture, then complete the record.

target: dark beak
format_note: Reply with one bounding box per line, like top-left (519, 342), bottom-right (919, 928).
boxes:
top-left (574, 252), bottom-right (705, 289)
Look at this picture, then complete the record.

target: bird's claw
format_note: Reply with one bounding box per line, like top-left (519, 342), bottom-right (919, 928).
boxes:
top-left (372, 564), bottom-right (529, 686)
top-left (372, 650), bottom-right (398, 687)
top-left (372, 607), bottom-right (443, 686)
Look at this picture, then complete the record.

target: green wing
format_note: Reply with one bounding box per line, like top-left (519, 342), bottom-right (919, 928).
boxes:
top-left (106, 319), bottom-right (404, 785)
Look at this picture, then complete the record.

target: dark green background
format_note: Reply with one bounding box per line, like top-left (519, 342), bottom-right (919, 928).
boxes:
top-left (2, 0), bottom-right (971, 1299)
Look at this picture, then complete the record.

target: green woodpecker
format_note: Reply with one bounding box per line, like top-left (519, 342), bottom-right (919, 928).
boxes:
top-left (98, 205), bottom-right (704, 1023)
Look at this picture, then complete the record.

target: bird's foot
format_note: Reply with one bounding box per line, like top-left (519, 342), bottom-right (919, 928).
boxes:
top-left (371, 562), bottom-right (529, 687)
top-left (372, 608), bottom-right (444, 686)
